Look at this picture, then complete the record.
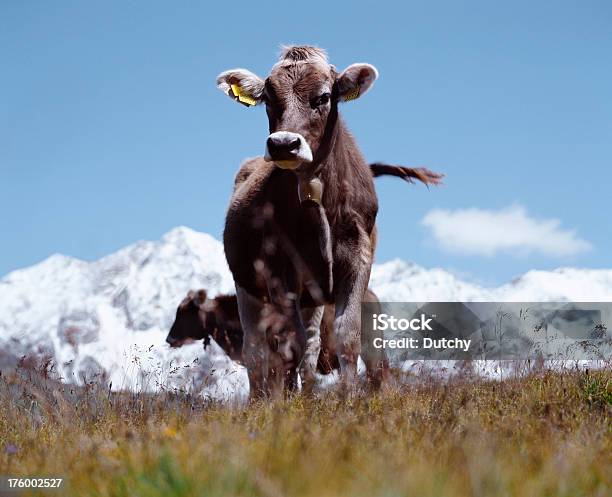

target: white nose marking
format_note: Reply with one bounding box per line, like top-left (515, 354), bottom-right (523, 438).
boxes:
top-left (264, 131), bottom-right (313, 165)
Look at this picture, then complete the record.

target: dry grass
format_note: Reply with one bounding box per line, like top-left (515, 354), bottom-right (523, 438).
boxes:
top-left (0, 364), bottom-right (610, 497)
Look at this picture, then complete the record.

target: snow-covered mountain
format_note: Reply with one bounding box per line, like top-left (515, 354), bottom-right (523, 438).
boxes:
top-left (371, 259), bottom-right (612, 302)
top-left (0, 227), bottom-right (243, 398)
top-left (1, 226), bottom-right (611, 396)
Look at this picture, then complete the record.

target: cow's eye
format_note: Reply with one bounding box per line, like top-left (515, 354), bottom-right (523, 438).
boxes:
top-left (311, 92), bottom-right (331, 108)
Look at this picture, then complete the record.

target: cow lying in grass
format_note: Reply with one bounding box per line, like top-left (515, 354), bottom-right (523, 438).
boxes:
top-left (165, 288), bottom-right (387, 380)
top-left (217, 45), bottom-right (442, 397)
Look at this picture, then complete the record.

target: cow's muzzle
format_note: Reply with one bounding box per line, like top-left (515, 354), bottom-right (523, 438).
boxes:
top-left (264, 132), bottom-right (313, 169)
top-left (165, 335), bottom-right (194, 348)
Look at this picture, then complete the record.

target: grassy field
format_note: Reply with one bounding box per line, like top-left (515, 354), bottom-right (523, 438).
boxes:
top-left (0, 365), bottom-right (610, 497)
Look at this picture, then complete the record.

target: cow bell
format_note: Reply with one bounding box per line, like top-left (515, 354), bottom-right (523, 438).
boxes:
top-left (298, 177), bottom-right (323, 207)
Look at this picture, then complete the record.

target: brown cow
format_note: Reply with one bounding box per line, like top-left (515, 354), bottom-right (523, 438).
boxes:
top-left (165, 290), bottom-right (243, 361)
top-left (217, 46), bottom-right (439, 398)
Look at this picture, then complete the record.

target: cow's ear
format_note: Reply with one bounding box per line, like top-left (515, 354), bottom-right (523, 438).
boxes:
top-left (180, 290), bottom-right (196, 308)
top-left (216, 69), bottom-right (265, 107)
top-left (193, 289), bottom-right (207, 307)
top-left (337, 63), bottom-right (378, 102)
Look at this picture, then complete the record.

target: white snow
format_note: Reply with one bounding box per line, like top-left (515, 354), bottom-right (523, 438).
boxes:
top-left (0, 226), bottom-right (239, 399)
top-left (371, 259), bottom-right (612, 302)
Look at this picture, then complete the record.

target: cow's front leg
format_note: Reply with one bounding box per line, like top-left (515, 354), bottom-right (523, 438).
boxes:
top-left (334, 231), bottom-right (372, 389)
top-left (299, 305), bottom-right (324, 394)
top-left (263, 294), bottom-right (307, 396)
top-left (267, 351), bottom-right (286, 400)
top-left (236, 285), bottom-right (269, 400)
top-left (285, 367), bottom-right (300, 393)
top-left (272, 298), bottom-right (307, 373)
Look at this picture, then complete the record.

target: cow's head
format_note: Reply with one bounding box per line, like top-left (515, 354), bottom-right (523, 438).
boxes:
top-left (217, 46), bottom-right (378, 171)
top-left (166, 290), bottom-right (209, 348)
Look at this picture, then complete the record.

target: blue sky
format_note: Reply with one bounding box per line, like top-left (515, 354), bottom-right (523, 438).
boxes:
top-left (1, 1), bottom-right (610, 285)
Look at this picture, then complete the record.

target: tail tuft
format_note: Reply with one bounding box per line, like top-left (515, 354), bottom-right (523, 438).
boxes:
top-left (369, 163), bottom-right (444, 187)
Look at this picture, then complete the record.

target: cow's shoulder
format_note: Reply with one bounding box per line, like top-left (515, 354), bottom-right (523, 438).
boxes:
top-left (227, 158), bottom-right (278, 226)
top-left (224, 158), bottom-right (275, 296)
top-left (232, 156), bottom-right (274, 193)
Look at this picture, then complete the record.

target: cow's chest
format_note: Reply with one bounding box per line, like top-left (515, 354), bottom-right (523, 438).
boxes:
top-left (259, 199), bottom-right (334, 304)
top-left (225, 168), bottom-right (367, 304)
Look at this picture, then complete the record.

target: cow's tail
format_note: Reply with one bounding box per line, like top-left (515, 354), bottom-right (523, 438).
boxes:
top-left (369, 163), bottom-right (444, 187)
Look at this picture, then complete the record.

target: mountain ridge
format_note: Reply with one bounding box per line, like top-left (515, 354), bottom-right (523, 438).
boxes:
top-left (1, 226), bottom-right (610, 397)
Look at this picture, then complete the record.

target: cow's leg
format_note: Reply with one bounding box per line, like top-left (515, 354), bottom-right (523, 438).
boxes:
top-left (267, 352), bottom-right (286, 400)
top-left (333, 230), bottom-right (372, 389)
top-left (299, 305), bottom-right (325, 394)
top-left (276, 298), bottom-right (307, 373)
top-left (317, 305), bottom-right (338, 374)
top-left (236, 285), bottom-right (269, 400)
top-left (360, 296), bottom-right (388, 389)
top-left (285, 367), bottom-right (300, 393)
top-left (263, 295), bottom-right (307, 395)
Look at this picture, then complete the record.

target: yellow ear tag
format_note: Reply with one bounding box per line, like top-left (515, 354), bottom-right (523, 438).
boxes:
top-left (343, 87), bottom-right (360, 101)
top-left (230, 84), bottom-right (257, 107)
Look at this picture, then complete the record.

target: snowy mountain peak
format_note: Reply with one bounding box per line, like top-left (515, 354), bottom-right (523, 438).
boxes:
top-left (163, 224), bottom-right (206, 241)
top-left (161, 225), bottom-right (222, 252)
top-left (0, 228), bottom-right (239, 396)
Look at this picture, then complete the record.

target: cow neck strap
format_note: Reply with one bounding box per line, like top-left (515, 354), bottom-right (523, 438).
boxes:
top-left (298, 176), bottom-right (323, 206)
